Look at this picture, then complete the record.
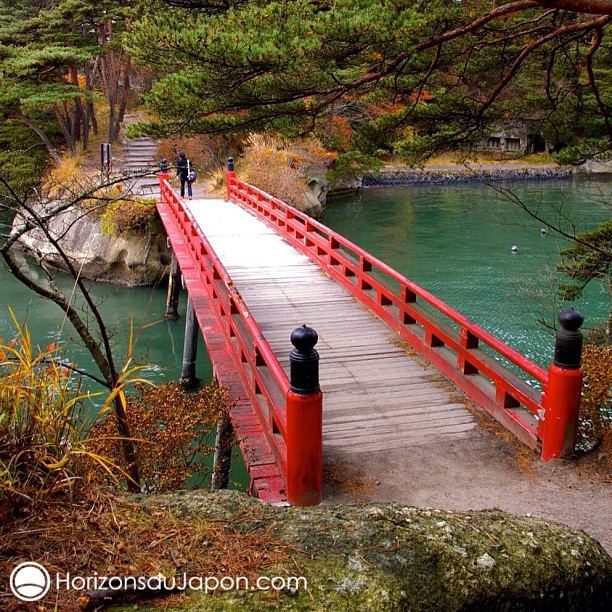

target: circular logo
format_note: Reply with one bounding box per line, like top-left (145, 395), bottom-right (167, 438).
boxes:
top-left (9, 562), bottom-right (51, 602)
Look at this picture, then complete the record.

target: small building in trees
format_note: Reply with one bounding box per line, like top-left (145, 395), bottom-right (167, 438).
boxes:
top-left (482, 125), bottom-right (547, 155)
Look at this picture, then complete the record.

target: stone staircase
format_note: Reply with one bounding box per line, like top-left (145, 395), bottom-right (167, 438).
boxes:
top-left (119, 136), bottom-right (161, 196)
top-left (117, 113), bottom-right (162, 197)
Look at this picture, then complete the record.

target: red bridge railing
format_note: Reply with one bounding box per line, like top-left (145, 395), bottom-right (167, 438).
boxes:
top-left (226, 161), bottom-right (584, 460)
top-left (158, 172), bottom-right (322, 505)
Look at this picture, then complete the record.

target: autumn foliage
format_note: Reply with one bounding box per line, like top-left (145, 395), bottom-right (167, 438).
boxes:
top-left (579, 344), bottom-right (612, 449)
top-left (238, 133), bottom-right (334, 209)
top-left (88, 382), bottom-right (234, 492)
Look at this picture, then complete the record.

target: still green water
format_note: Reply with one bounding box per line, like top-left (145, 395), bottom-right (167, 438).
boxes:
top-left (0, 241), bottom-right (213, 385)
top-left (1, 177), bottom-right (609, 376)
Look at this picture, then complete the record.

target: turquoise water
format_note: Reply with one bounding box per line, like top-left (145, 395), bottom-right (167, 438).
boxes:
top-left (322, 177), bottom-right (611, 367)
top-left (0, 247), bottom-right (212, 386)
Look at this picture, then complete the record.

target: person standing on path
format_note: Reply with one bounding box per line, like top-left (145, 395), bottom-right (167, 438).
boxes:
top-left (176, 151), bottom-right (192, 199)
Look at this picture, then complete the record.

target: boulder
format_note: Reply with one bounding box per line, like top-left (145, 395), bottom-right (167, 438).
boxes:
top-left (133, 490), bottom-right (611, 611)
top-left (13, 201), bottom-right (170, 286)
top-left (577, 159), bottom-right (612, 174)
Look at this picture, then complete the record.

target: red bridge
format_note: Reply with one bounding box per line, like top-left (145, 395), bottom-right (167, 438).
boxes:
top-left (156, 159), bottom-right (584, 506)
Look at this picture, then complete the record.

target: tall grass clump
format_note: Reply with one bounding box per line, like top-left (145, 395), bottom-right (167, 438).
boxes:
top-left (239, 133), bottom-right (333, 210)
top-left (0, 310), bottom-right (122, 518)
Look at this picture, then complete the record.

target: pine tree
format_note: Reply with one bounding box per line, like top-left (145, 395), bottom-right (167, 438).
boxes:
top-left (127, 0), bottom-right (612, 163)
top-left (559, 221), bottom-right (612, 345)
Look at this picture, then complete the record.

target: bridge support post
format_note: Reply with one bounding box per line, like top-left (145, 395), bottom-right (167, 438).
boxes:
top-left (226, 157), bottom-right (235, 201)
top-left (211, 413), bottom-right (234, 490)
top-left (541, 307), bottom-right (584, 461)
top-left (180, 297), bottom-right (200, 388)
top-left (165, 250), bottom-right (181, 319)
top-left (286, 325), bottom-right (322, 506)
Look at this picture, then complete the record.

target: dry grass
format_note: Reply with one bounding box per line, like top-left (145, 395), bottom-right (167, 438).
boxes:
top-left (0, 313), bottom-right (124, 519)
top-left (418, 151), bottom-right (556, 167)
top-left (0, 489), bottom-right (294, 611)
top-left (238, 133), bottom-right (333, 209)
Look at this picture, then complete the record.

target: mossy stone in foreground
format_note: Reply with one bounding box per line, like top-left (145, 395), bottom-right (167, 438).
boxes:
top-left (132, 490), bottom-right (611, 611)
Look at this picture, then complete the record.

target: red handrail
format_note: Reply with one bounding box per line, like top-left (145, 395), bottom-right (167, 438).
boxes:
top-left (227, 174), bottom-right (549, 450)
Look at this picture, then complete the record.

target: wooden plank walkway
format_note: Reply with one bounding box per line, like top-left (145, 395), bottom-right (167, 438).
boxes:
top-left (187, 198), bottom-right (476, 456)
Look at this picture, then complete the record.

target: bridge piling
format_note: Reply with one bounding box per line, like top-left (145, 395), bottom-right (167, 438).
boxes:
top-left (179, 297), bottom-right (200, 388)
top-left (211, 413), bottom-right (234, 490)
top-left (165, 249), bottom-right (181, 319)
top-left (541, 307), bottom-right (584, 461)
top-left (286, 325), bottom-right (323, 506)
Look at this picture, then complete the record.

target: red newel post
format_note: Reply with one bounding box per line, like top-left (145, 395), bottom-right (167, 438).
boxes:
top-left (226, 157), bottom-right (236, 201)
top-left (286, 325), bottom-right (322, 506)
top-left (541, 307), bottom-right (584, 461)
top-left (159, 157), bottom-right (169, 202)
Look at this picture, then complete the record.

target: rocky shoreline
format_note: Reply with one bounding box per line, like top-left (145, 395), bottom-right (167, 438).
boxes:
top-left (362, 164), bottom-right (573, 186)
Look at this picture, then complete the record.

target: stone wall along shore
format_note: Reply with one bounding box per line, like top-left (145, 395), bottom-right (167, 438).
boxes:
top-left (362, 165), bottom-right (572, 186)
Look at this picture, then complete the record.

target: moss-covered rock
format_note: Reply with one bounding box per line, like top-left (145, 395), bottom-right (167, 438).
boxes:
top-left (127, 490), bottom-right (611, 611)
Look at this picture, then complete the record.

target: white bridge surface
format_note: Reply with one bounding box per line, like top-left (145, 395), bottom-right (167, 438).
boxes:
top-left (188, 198), bottom-right (476, 455)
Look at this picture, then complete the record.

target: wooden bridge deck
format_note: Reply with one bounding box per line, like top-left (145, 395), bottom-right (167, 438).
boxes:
top-left (187, 198), bottom-right (476, 456)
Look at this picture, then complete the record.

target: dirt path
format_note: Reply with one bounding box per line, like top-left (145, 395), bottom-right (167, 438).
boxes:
top-left (323, 399), bottom-right (612, 554)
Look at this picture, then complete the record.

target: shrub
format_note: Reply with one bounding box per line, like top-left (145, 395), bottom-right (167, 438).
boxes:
top-left (88, 381), bottom-right (234, 492)
top-left (0, 312), bottom-right (118, 517)
top-left (99, 196), bottom-right (158, 236)
top-left (238, 133), bottom-right (334, 208)
top-left (578, 344), bottom-right (612, 450)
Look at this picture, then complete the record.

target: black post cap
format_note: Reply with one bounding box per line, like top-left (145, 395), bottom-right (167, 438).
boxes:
top-left (290, 324), bottom-right (320, 394)
top-left (554, 307), bottom-right (584, 368)
top-left (227, 157), bottom-right (235, 172)
top-left (160, 157), bottom-right (168, 172)
top-left (558, 307), bottom-right (584, 332)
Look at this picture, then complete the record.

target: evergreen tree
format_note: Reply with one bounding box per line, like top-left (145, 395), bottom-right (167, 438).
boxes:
top-left (559, 220), bottom-right (612, 345)
top-left (128, 0), bottom-right (612, 163)
top-left (0, 0), bottom-right (138, 163)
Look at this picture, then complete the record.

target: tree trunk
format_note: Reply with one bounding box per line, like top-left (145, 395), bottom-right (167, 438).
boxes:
top-left (85, 58), bottom-right (100, 136)
top-left (53, 104), bottom-right (77, 156)
top-left (110, 53), bottom-right (131, 142)
top-left (607, 277), bottom-right (612, 346)
top-left (8, 109), bottom-right (61, 165)
top-left (1, 205), bottom-right (141, 491)
top-left (69, 65), bottom-right (83, 147)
